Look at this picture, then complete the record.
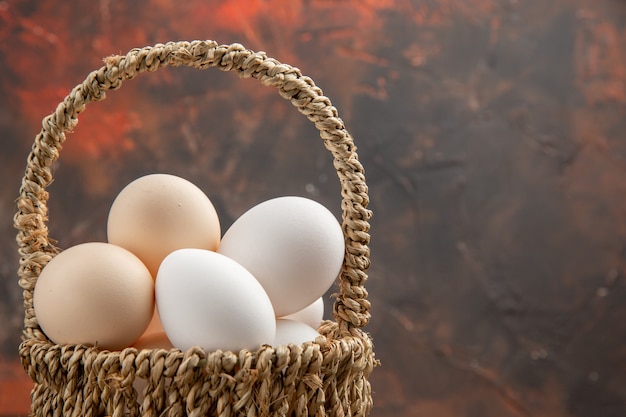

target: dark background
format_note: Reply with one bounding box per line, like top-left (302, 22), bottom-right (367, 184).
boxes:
top-left (1, 0), bottom-right (625, 416)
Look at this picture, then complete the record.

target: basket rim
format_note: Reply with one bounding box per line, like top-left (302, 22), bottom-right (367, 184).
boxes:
top-left (14, 40), bottom-right (373, 350)
top-left (19, 320), bottom-right (375, 379)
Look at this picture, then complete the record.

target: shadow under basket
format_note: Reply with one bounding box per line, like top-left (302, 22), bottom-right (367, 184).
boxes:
top-left (14, 40), bottom-right (377, 417)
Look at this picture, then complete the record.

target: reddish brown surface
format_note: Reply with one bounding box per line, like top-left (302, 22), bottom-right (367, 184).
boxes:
top-left (0, 361), bottom-right (31, 416)
top-left (1, 1), bottom-right (625, 416)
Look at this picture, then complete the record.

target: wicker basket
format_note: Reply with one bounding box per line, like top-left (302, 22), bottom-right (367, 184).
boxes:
top-left (14, 40), bottom-right (376, 417)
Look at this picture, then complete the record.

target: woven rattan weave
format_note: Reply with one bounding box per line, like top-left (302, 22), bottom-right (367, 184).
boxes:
top-left (15, 40), bottom-right (376, 417)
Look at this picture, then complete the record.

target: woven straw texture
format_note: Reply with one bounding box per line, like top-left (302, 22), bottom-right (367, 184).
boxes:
top-left (14, 40), bottom-right (376, 417)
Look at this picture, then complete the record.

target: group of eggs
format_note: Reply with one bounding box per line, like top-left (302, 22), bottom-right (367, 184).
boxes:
top-left (33, 174), bottom-right (345, 352)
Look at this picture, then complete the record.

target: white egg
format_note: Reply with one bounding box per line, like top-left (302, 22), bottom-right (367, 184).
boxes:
top-left (155, 249), bottom-right (275, 352)
top-left (274, 319), bottom-right (321, 346)
top-left (218, 196), bottom-right (344, 317)
top-left (281, 297), bottom-right (324, 329)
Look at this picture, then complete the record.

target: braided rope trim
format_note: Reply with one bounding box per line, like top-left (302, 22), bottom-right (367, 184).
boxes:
top-left (15, 40), bottom-right (372, 336)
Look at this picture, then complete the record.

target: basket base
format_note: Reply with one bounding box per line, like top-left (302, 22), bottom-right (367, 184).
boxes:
top-left (21, 322), bottom-right (377, 417)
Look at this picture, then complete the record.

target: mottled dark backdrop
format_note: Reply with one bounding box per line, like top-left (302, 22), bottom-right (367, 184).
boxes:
top-left (1, 0), bottom-right (625, 416)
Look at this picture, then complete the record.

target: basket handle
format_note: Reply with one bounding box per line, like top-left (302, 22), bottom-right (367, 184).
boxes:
top-left (14, 40), bottom-right (372, 337)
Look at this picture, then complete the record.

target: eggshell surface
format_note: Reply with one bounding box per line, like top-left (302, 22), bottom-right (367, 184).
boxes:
top-left (133, 331), bottom-right (173, 350)
top-left (107, 174), bottom-right (221, 278)
top-left (155, 249), bottom-right (276, 352)
top-left (281, 297), bottom-right (324, 329)
top-left (135, 306), bottom-right (168, 344)
top-left (274, 319), bottom-right (321, 346)
top-left (218, 196), bottom-right (344, 317)
top-left (33, 242), bottom-right (154, 351)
